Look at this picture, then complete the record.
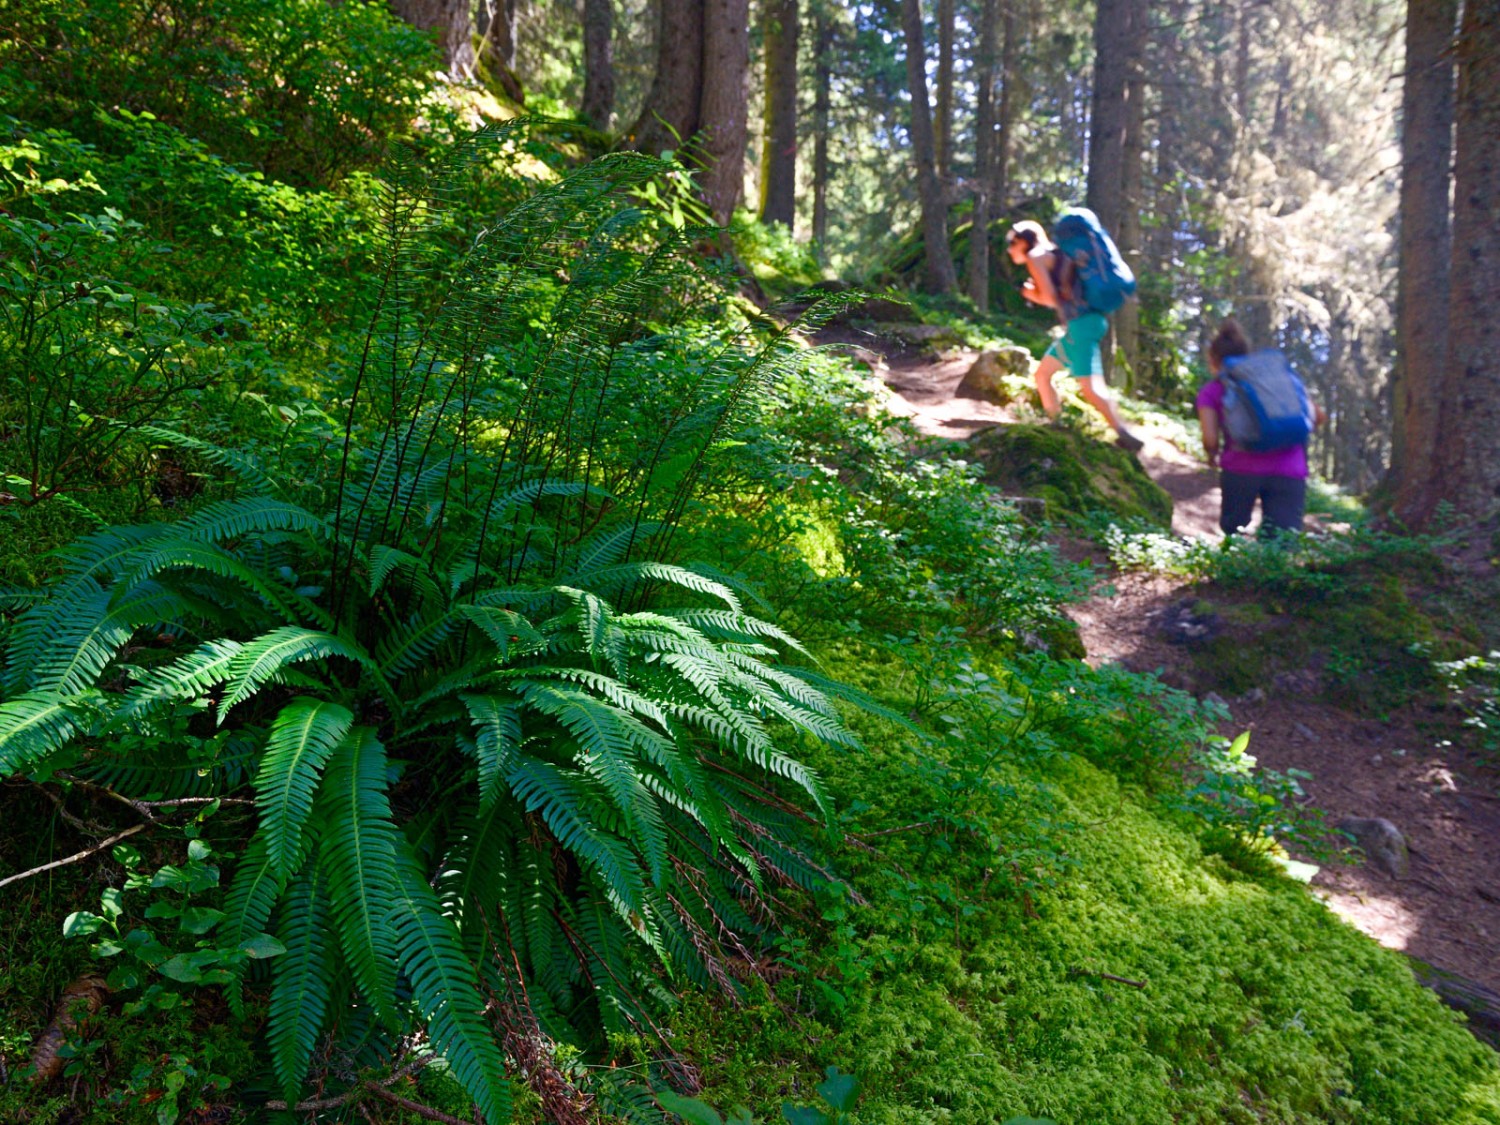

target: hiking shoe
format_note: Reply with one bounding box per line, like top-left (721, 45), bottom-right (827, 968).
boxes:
top-left (1115, 431), bottom-right (1145, 453)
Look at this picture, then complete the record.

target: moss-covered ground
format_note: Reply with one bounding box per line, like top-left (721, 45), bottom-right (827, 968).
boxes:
top-left (668, 641), bottom-right (1500, 1125)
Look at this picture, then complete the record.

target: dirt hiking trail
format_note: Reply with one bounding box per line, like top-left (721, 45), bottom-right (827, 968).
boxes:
top-left (853, 335), bottom-right (1500, 1034)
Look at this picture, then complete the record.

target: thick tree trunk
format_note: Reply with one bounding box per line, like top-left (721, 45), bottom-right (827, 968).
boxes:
top-left (1434, 0), bottom-right (1500, 519)
top-left (1085, 0), bottom-right (1143, 384)
top-left (392, 0), bottom-right (476, 80)
top-left (581, 0), bottom-right (616, 129)
top-left (1391, 0), bottom-right (1458, 521)
top-left (632, 0), bottom-right (705, 155)
top-left (935, 0), bottom-right (955, 177)
top-left (900, 0), bottom-right (956, 293)
top-left (759, 0), bottom-right (799, 227)
top-left (479, 0), bottom-right (524, 102)
top-left (967, 0), bottom-right (998, 310)
top-left (698, 0), bottom-right (751, 226)
top-left (994, 3), bottom-right (1015, 213)
top-left (811, 12), bottom-right (832, 257)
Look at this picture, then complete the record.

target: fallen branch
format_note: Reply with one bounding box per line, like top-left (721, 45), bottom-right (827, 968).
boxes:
top-left (0, 824), bottom-right (146, 891)
top-left (364, 1082), bottom-right (479, 1125)
top-left (1070, 967), bottom-right (1147, 989)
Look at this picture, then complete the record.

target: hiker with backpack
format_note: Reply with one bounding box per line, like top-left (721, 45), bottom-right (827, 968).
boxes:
top-left (1006, 211), bottom-right (1145, 453)
top-left (1196, 318), bottom-right (1325, 536)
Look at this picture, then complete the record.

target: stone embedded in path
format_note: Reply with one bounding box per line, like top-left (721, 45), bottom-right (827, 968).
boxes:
top-left (1338, 816), bottom-right (1411, 880)
top-left (955, 346), bottom-right (1035, 405)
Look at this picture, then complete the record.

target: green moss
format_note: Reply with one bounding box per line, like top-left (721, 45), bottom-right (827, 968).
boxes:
top-left (968, 423), bottom-right (1174, 529)
top-left (678, 752), bottom-right (1500, 1125)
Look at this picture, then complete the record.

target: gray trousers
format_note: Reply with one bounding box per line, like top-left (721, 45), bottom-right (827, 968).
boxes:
top-left (1219, 471), bottom-right (1306, 536)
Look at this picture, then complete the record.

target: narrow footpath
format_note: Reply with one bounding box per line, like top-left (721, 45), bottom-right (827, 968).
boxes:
top-left (857, 335), bottom-right (1500, 1023)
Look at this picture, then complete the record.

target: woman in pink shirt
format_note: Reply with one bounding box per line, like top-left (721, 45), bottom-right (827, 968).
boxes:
top-left (1195, 319), bottom-right (1324, 536)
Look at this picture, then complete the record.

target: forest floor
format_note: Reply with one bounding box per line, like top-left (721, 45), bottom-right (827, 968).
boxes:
top-left (848, 333), bottom-right (1500, 1004)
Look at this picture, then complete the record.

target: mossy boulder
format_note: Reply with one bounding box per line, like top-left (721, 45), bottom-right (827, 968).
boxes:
top-left (956, 346), bottom-right (1038, 407)
top-left (968, 423), bottom-right (1173, 528)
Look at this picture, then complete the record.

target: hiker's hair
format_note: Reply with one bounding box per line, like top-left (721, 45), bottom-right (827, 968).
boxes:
top-left (1007, 220), bottom-right (1052, 252)
top-left (1208, 318), bottom-right (1251, 367)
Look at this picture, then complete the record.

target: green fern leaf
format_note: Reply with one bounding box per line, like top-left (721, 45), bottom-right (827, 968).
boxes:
top-left (317, 727), bottom-right (400, 1022)
top-left (456, 604), bottom-right (544, 662)
top-left (507, 756), bottom-right (646, 914)
top-left (118, 639), bottom-right (244, 719)
top-left (389, 845), bottom-right (512, 1125)
top-left (269, 863), bottom-right (338, 1104)
top-left (219, 626), bottom-right (378, 716)
top-left (0, 690), bottom-right (84, 775)
top-left (31, 582), bottom-right (190, 696)
top-left (219, 835), bottom-right (287, 1018)
top-left (459, 693), bottom-right (521, 809)
top-left (256, 698), bottom-right (355, 876)
top-left (176, 497), bottom-right (328, 544)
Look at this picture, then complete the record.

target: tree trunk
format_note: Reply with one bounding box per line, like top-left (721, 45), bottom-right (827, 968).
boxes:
top-left (759, 0), bottom-right (799, 226)
top-left (1085, 0), bottom-right (1142, 384)
top-left (1391, 0), bottom-right (1458, 521)
top-left (479, 0), bottom-right (525, 102)
top-left (392, 0), bottom-right (476, 80)
top-left (994, 2), bottom-right (1016, 213)
top-left (935, 0), bottom-right (955, 177)
top-left (811, 12), bottom-right (832, 257)
top-left (900, 0), bottom-right (956, 293)
top-left (1113, 4), bottom-right (1147, 385)
top-left (698, 0), bottom-right (751, 226)
top-left (1433, 0), bottom-right (1500, 519)
top-left (632, 0), bottom-right (705, 155)
top-left (581, 0), bottom-right (616, 129)
top-left (967, 0), bottom-right (998, 310)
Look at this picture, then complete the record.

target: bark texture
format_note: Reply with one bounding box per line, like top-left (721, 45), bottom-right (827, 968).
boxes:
top-left (967, 0), bottom-right (998, 310)
top-left (1084, 0), bottom-right (1145, 383)
top-left (811, 12), bottom-right (832, 255)
top-left (632, 0), bottom-right (706, 155)
top-left (581, 0), bottom-right (616, 128)
top-left (759, 0), bottom-right (799, 226)
top-left (479, 0), bottom-right (525, 102)
top-left (1392, 0), bottom-right (1457, 521)
top-left (1434, 0), bottom-right (1500, 519)
top-left (993, 3), bottom-right (1015, 213)
top-left (900, 0), bottom-right (956, 293)
top-left (698, 0), bottom-right (751, 225)
top-left (392, 0), bottom-right (476, 80)
top-left (935, 0), bottom-right (955, 176)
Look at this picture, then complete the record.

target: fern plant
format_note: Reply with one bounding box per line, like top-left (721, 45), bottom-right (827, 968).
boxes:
top-left (0, 125), bottom-right (864, 1119)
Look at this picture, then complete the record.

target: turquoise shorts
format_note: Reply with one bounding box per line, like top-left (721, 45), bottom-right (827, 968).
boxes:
top-left (1045, 312), bottom-right (1108, 378)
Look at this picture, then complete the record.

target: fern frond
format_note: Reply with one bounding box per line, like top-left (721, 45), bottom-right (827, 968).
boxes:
top-left (31, 582), bottom-right (191, 696)
top-left (176, 498), bottom-right (328, 544)
top-left (120, 423), bottom-right (282, 495)
top-left (118, 638), bottom-right (245, 719)
top-left (459, 693), bottom-right (521, 809)
top-left (256, 698), bottom-right (355, 876)
top-left (0, 690), bottom-right (85, 775)
top-left (455, 604), bottom-right (545, 662)
top-left (269, 863), bottom-right (337, 1104)
top-left (220, 835), bottom-right (287, 1018)
top-left (317, 727), bottom-right (400, 1022)
top-left (507, 756), bottom-right (646, 915)
top-left (389, 844), bottom-right (512, 1125)
top-left (219, 626), bottom-right (379, 716)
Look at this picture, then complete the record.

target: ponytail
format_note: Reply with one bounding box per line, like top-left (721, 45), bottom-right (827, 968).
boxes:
top-left (1208, 318), bottom-right (1250, 367)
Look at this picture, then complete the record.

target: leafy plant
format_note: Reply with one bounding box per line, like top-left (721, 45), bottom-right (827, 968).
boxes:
top-left (0, 129), bottom-right (867, 1118)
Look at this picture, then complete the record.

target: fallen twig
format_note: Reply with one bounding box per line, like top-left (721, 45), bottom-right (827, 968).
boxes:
top-left (1071, 967), bottom-right (1147, 989)
top-left (0, 823), bottom-right (146, 890)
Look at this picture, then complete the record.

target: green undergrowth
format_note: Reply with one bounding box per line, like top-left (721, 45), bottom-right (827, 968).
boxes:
top-left (1103, 520), bottom-right (1493, 718)
top-left (667, 642), bottom-right (1500, 1125)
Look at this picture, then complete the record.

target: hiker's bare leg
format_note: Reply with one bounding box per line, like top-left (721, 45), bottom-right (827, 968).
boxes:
top-left (1033, 354), bottom-right (1064, 418)
top-left (1076, 375), bottom-right (1137, 438)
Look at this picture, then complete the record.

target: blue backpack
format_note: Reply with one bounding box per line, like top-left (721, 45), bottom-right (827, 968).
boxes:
top-left (1051, 207), bottom-right (1137, 316)
top-left (1218, 350), bottom-right (1315, 452)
